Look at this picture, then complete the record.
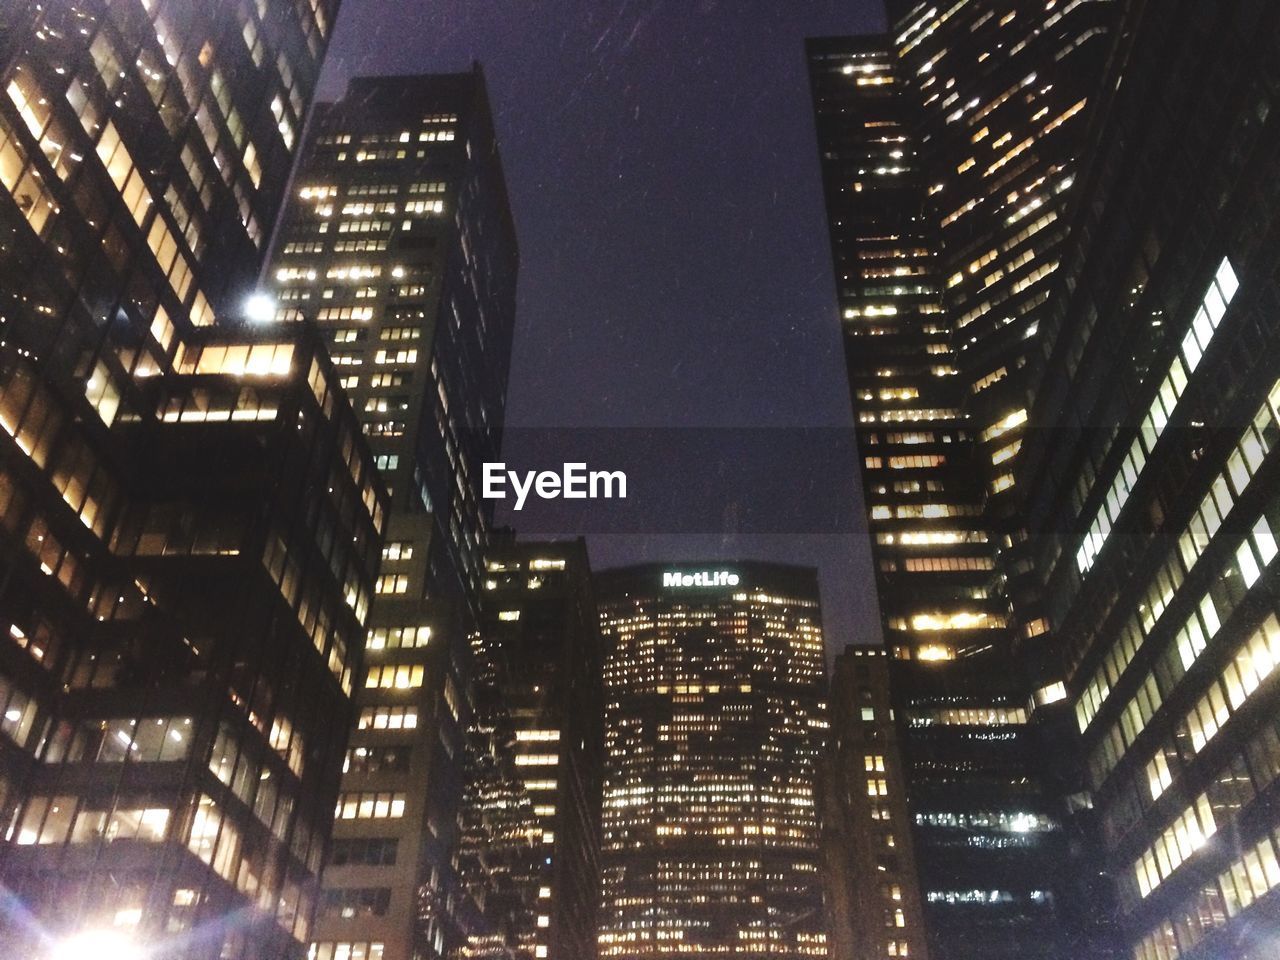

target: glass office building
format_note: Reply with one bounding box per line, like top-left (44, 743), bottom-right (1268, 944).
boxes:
top-left (0, 3), bottom-right (386, 958)
top-left (1018, 3), bottom-right (1280, 958)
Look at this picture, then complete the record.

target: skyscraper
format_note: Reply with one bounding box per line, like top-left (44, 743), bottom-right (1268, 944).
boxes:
top-left (0, 3), bottom-right (380, 959)
top-left (807, 2), bottom-right (1119, 956)
top-left (1016, 2), bottom-right (1280, 957)
top-left (596, 563), bottom-right (829, 960)
top-left (266, 70), bottom-right (519, 960)
top-left (470, 538), bottom-right (603, 960)
top-left (823, 645), bottom-right (929, 960)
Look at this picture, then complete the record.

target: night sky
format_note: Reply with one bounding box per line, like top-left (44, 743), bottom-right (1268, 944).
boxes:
top-left (318, 0), bottom-right (886, 655)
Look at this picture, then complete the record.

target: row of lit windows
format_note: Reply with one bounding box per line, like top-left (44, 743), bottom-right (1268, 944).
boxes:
top-left (869, 503), bottom-right (979, 519)
top-left (890, 611), bottom-right (1005, 632)
top-left (1077, 379), bottom-right (1280, 731)
top-left (1134, 803), bottom-right (1280, 958)
top-left (365, 664), bottom-right (424, 690)
top-left (335, 792), bottom-right (406, 820)
top-left (357, 706), bottom-right (417, 731)
top-left (864, 455), bottom-right (947, 469)
top-left (877, 530), bottom-right (989, 545)
top-left (907, 707), bottom-right (1028, 727)
top-left (375, 574), bottom-right (409, 594)
top-left (1134, 794), bottom-right (1216, 898)
top-left (1077, 258), bottom-right (1239, 573)
top-left (367, 625), bottom-right (430, 650)
top-left (1157, 614), bottom-right (1280, 794)
top-left (1087, 510), bottom-right (1279, 788)
top-left (881, 557), bottom-right (993, 573)
top-left (858, 409), bottom-right (961, 426)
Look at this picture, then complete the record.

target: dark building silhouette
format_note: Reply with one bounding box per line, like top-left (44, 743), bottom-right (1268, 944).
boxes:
top-left (596, 563), bottom-right (829, 960)
top-left (823, 645), bottom-right (929, 960)
top-left (465, 538), bottom-right (603, 960)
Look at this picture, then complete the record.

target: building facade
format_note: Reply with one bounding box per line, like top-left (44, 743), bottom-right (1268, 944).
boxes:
top-left (468, 538), bottom-right (604, 960)
top-left (807, 2), bottom-right (1120, 956)
top-left (0, 3), bottom-right (391, 959)
top-left (823, 645), bottom-right (929, 960)
top-left (596, 563), bottom-right (829, 960)
top-left (1016, 2), bottom-right (1280, 958)
top-left (266, 71), bottom-right (519, 960)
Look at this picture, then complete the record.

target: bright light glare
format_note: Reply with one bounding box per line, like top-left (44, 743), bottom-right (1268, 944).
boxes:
top-left (50, 928), bottom-right (137, 960)
top-left (244, 292), bottom-right (276, 323)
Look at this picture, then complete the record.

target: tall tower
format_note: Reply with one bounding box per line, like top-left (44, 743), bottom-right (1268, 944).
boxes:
top-left (808, 36), bottom-right (1063, 960)
top-left (596, 563), bottom-right (829, 960)
top-left (807, 2), bottom-right (1119, 955)
top-left (470, 538), bottom-right (604, 960)
top-left (265, 71), bottom-right (519, 960)
top-left (0, 4), bottom-right (385, 960)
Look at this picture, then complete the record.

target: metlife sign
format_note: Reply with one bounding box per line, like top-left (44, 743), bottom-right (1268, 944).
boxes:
top-left (662, 570), bottom-right (740, 588)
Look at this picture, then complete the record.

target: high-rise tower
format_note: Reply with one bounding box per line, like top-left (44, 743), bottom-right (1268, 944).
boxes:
top-left (596, 563), bottom-right (829, 960)
top-left (807, 2), bottom-right (1119, 956)
top-left (266, 70), bottom-right (519, 960)
top-left (1017, 2), bottom-right (1280, 957)
top-left (469, 538), bottom-right (603, 960)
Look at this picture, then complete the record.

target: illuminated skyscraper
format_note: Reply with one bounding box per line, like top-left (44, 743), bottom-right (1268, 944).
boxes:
top-left (596, 563), bottom-right (829, 960)
top-left (0, 3), bottom-right (384, 959)
top-left (808, 35), bottom-right (1065, 960)
top-left (268, 69), bottom-right (516, 600)
top-left (807, 3), bottom-right (1118, 956)
top-left (1017, 2), bottom-right (1280, 957)
top-left (266, 71), bottom-right (519, 960)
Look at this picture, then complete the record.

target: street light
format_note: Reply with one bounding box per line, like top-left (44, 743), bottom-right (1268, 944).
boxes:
top-left (49, 927), bottom-right (138, 960)
top-left (244, 291), bottom-right (276, 323)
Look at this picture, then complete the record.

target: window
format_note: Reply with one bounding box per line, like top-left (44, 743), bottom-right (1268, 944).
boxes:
top-left (367, 625), bottom-right (430, 650)
top-left (335, 792), bottom-right (406, 820)
top-left (514, 754), bottom-right (559, 766)
top-left (322, 887), bottom-right (391, 919)
top-left (310, 943), bottom-right (385, 960)
top-left (344, 746), bottom-right (410, 775)
top-left (188, 795), bottom-right (241, 883)
top-left (365, 664), bottom-right (424, 690)
top-left (357, 707), bottom-right (417, 731)
top-left (382, 542), bottom-right (413, 561)
top-left (329, 837), bottom-right (398, 866)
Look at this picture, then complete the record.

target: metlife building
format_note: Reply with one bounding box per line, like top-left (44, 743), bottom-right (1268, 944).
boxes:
top-left (595, 563), bottom-right (831, 960)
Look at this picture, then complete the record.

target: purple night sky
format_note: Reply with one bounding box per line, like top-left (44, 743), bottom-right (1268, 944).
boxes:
top-left (317, 0), bottom-right (887, 658)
